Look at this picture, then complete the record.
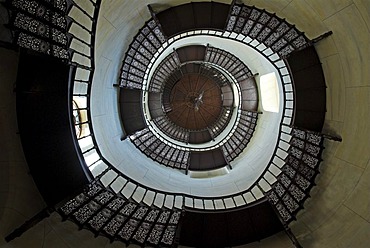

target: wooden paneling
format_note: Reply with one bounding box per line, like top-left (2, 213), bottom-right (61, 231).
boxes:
top-left (188, 130), bottom-right (212, 144)
top-left (239, 78), bottom-right (258, 111)
top-left (119, 88), bottom-right (146, 135)
top-left (221, 85), bottom-right (233, 106)
top-left (287, 46), bottom-right (326, 131)
top-left (180, 199), bottom-right (284, 247)
top-left (176, 45), bottom-right (206, 63)
top-left (157, 2), bottom-right (229, 37)
top-left (148, 92), bottom-right (163, 119)
top-left (189, 148), bottom-right (226, 171)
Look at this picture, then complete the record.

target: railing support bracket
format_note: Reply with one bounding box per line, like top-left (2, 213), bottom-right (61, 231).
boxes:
top-left (312, 31), bottom-right (333, 44)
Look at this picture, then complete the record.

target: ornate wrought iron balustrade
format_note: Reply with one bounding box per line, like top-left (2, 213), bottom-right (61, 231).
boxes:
top-left (267, 127), bottom-right (324, 224)
top-left (58, 181), bottom-right (182, 247)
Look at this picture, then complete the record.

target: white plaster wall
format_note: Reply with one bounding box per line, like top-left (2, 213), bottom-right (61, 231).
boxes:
top-left (90, 2), bottom-right (285, 198)
top-left (1, 0), bottom-right (369, 247)
top-left (91, 0), bottom-right (370, 247)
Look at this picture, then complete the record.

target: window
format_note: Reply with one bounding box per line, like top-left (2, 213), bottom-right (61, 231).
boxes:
top-left (260, 72), bottom-right (279, 113)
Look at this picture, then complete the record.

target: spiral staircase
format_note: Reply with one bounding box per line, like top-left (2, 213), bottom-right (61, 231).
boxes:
top-left (2, 0), bottom-right (340, 247)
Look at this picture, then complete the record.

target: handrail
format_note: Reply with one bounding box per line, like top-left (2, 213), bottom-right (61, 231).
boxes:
top-left (144, 28), bottom-right (291, 198)
top-left (71, 4), bottom-right (306, 211)
top-left (266, 127), bottom-right (325, 224)
top-left (58, 180), bottom-right (182, 247)
top-left (141, 47), bottom-right (257, 153)
top-left (93, 54), bottom-right (290, 209)
top-left (68, 0), bottom-right (101, 181)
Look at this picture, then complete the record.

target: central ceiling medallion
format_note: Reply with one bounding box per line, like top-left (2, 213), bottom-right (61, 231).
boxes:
top-left (167, 72), bottom-right (223, 131)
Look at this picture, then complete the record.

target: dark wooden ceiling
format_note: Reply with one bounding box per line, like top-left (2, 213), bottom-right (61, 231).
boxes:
top-left (167, 73), bottom-right (222, 131)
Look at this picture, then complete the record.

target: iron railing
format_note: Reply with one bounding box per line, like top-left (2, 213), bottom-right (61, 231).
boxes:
top-left (69, 3), bottom-right (324, 214)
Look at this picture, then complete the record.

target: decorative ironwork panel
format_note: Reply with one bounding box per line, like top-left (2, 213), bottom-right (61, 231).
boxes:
top-left (289, 146), bottom-right (303, 159)
top-left (234, 17), bottom-right (245, 33)
top-left (302, 153), bottom-right (319, 169)
top-left (145, 209), bottom-right (160, 222)
top-left (249, 9), bottom-right (261, 21)
top-left (120, 18), bottom-right (167, 88)
top-left (278, 44), bottom-right (295, 57)
top-left (222, 110), bottom-right (258, 162)
top-left (283, 164), bottom-right (296, 179)
top-left (285, 29), bottom-right (299, 42)
top-left (292, 36), bottom-right (309, 49)
top-left (292, 128), bottom-right (306, 140)
top-left (94, 191), bottom-right (114, 205)
top-left (157, 210), bottom-right (171, 223)
top-left (60, 193), bottom-right (88, 215)
top-left (268, 128), bottom-right (324, 224)
top-left (299, 164), bottom-right (316, 180)
top-left (132, 221), bottom-right (152, 243)
top-left (307, 132), bottom-right (323, 145)
top-left (295, 174), bottom-right (311, 191)
top-left (224, 4), bottom-right (312, 58)
top-left (268, 191), bottom-right (279, 205)
top-left (13, 13), bottom-right (67, 45)
top-left (161, 226), bottom-right (177, 245)
top-left (273, 182), bottom-right (285, 197)
top-left (103, 214), bottom-right (127, 236)
top-left (282, 193), bottom-right (299, 213)
top-left (276, 203), bottom-right (292, 222)
top-left (11, 0), bottom-right (68, 30)
top-left (256, 26), bottom-right (272, 42)
top-left (226, 15), bottom-right (237, 31)
top-left (16, 33), bottom-right (69, 59)
top-left (280, 174), bottom-right (291, 188)
top-left (107, 197), bottom-right (126, 211)
top-left (132, 206), bottom-right (149, 219)
top-left (291, 137), bottom-right (305, 149)
top-left (249, 23), bottom-right (263, 38)
top-left (289, 184), bottom-right (305, 202)
top-left (88, 208), bottom-right (113, 231)
top-left (147, 224), bottom-right (165, 245)
top-left (231, 5), bottom-right (241, 15)
top-left (286, 155), bottom-right (300, 169)
top-left (73, 200), bottom-right (101, 223)
top-left (119, 219), bottom-right (139, 240)
top-left (305, 143), bottom-right (321, 157)
top-left (120, 202), bottom-right (137, 216)
top-left (153, 116), bottom-right (189, 143)
top-left (169, 211), bottom-right (181, 224)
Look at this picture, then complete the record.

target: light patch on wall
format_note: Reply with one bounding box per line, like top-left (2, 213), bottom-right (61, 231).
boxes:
top-left (260, 72), bottom-right (279, 113)
top-left (189, 166), bottom-right (229, 179)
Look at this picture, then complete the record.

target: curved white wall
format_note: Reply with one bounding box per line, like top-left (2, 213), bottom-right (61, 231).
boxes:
top-left (90, 13), bottom-right (285, 198)
top-left (91, 0), bottom-right (370, 247)
top-left (1, 0), bottom-right (369, 247)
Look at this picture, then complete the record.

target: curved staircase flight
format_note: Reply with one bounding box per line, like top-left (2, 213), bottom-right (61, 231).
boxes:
top-left (3, 0), bottom-right (335, 247)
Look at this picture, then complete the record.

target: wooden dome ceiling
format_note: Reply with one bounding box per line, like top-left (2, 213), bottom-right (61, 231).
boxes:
top-left (167, 72), bottom-right (223, 131)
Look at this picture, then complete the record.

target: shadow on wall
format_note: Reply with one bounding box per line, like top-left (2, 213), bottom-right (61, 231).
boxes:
top-left (0, 48), bottom-right (46, 245)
